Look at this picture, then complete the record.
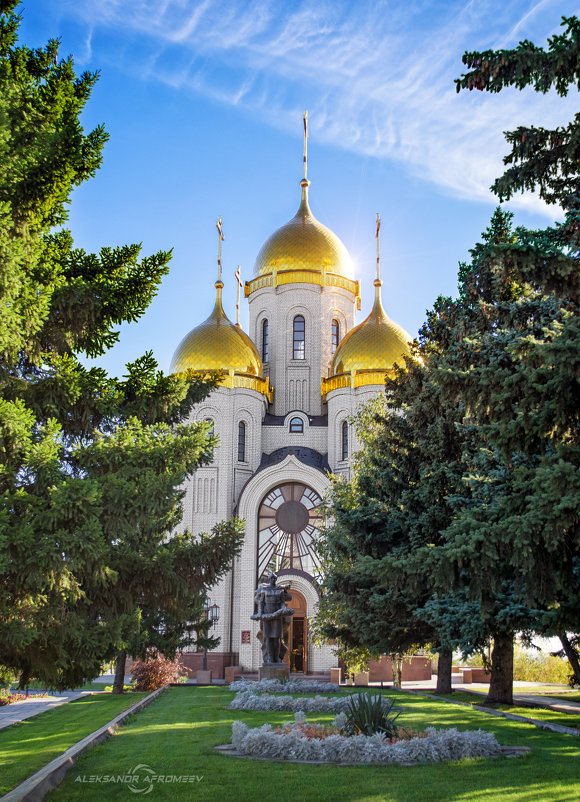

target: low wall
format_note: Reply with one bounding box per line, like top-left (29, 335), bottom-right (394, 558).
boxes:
top-left (179, 652), bottom-right (239, 680)
top-left (368, 656), bottom-right (432, 682)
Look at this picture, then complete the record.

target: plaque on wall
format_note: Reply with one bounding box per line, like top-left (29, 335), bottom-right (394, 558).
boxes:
top-left (241, 630), bottom-right (251, 644)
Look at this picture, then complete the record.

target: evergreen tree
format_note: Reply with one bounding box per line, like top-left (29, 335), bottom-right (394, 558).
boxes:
top-left (449, 15), bottom-right (580, 690)
top-left (0, 2), bottom-right (243, 690)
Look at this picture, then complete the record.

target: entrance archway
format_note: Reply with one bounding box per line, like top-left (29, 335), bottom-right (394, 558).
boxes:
top-left (284, 588), bottom-right (308, 673)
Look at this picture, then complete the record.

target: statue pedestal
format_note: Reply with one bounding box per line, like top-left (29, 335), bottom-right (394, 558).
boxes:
top-left (259, 664), bottom-right (290, 682)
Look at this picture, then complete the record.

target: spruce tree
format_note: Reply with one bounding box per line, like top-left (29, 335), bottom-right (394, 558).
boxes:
top-left (449, 15), bottom-right (580, 691)
top-left (0, 1), bottom-right (243, 690)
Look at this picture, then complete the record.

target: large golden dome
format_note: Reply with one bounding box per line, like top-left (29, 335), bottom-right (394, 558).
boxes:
top-left (254, 180), bottom-right (354, 279)
top-left (171, 281), bottom-right (266, 385)
top-left (322, 279), bottom-right (413, 398)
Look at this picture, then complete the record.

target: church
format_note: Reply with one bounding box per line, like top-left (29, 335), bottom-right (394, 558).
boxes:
top-left (170, 120), bottom-right (413, 677)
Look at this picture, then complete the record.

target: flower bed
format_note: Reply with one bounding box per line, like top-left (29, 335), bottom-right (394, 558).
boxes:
top-left (231, 714), bottom-right (500, 765)
top-left (0, 690), bottom-right (35, 706)
top-left (229, 689), bottom-right (351, 712)
top-left (229, 678), bottom-right (340, 694)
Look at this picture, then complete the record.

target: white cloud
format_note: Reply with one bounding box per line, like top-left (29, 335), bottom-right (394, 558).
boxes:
top-left (65, 0), bottom-right (578, 218)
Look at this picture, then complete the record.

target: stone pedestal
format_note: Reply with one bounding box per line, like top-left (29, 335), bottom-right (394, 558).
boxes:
top-left (196, 669), bottom-right (213, 685)
top-left (330, 667), bottom-right (343, 685)
top-left (353, 671), bottom-right (369, 686)
top-left (259, 664), bottom-right (290, 682)
top-left (224, 665), bottom-right (242, 684)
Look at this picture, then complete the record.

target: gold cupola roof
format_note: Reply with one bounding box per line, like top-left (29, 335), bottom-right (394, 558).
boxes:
top-left (332, 279), bottom-right (412, 374)
top-left (322, 215), bottom-right (414, 399)
top-left (170, 280), bottom-right (271, 399)
top-left (253, 179), bottom-right (354, 279)
top-left (245, 113), bottom-right (359, 303)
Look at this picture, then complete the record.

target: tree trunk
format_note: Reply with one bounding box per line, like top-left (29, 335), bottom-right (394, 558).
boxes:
top-left (436, 648), bottom-right (453, 694)
top-left (559, 633), bottom-right (580, 686)
top-left (485, 632), bottom-right (513, 705)
top-left (391, 654), bottom-right (403, 688)
top-left (112, 649), bottom-right (127, 695)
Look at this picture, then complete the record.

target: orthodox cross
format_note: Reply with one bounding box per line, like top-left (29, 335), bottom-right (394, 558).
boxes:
top-left (303, 110), bottom-right (308, 182)
top-left (235, 265), bottom-right (242, 327)
top-left (375, 213), bottom-right (381, 281)
top-left (216, 217), bottom-right (225, 282)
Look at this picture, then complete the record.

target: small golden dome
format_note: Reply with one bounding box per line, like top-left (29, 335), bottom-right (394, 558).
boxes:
top-left (330, 280), bottom-right (413, 375)
top-left (171, 281), bottom-right (263, 376)
top-left (254, 180), bottom-right (354, 278)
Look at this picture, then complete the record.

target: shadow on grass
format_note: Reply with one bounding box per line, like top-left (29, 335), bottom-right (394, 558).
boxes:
top-left (36, 687), bottom-right (580, 802)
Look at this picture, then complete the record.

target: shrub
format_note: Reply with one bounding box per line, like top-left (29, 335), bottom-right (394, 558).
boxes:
top-left (512, 646), bottom-right (571, 684)
top-left (344, 691), bottom-right (400, 738)
top-left (231, 719), bottom-right (500, 764)
top-left (0, 665), bottom-right (17, 689)
top-left (131, 654), bottom-right (187, 691)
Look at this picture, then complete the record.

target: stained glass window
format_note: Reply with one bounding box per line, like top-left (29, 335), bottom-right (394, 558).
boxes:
top-left (257, 483), bottom-right (323, 582)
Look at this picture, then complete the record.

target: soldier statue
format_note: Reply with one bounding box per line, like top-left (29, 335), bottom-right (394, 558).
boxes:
top-left (251, 572), bottom-right (294, 664)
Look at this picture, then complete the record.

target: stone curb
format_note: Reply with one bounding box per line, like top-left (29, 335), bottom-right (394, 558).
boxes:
top-left (403, 689), bottom-right (580, 737)
top-left (1, 687), bottom-right (166, 802)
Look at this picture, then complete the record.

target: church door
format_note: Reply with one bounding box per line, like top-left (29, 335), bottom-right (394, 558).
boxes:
top-left (284, 589), bottom-right (308, 673)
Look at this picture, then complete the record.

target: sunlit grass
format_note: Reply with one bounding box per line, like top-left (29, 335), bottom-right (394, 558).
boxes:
top-left (42, 687), bottom-right (580, 802)
top-left (0, 692), bottom-right (147, 795)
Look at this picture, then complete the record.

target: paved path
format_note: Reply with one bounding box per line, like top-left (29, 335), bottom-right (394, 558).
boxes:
top-left (0, 691), bottom-right (93, 731)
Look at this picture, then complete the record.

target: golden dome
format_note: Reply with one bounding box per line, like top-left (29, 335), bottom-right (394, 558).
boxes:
top-left (330, 280), bottom-right (413, 375)
top-left (171, 281), bottom-right (264, 378)
top-left (254, 180), bottom-right (354, 279)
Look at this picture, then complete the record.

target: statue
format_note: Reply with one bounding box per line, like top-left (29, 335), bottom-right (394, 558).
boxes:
top-left (251, 572), bottom-right (294, 664)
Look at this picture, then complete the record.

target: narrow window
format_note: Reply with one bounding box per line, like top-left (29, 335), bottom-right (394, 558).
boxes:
top-left (293, 315), bottom-right (305, 360)
top-left (341, 420), bottom-right (349, 460)
top-left (331, 318), bottom-right (340, 355)
top-left (238, 421), bottom-right (246, 462)
top-left (205, 417), bottom-right (214, 437)
top-left (289, 417), bottom-right (304, 433)
top-left (262, 319), bottom-right (269, 363)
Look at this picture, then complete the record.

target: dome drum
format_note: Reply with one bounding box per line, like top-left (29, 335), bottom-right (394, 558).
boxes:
top-left (321, 369), bottom-right (396, 401)
top-left (245, 269), bottom-right (360, 307)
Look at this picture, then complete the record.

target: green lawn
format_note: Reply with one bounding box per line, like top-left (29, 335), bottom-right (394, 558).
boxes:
top-left (43, 687), bottom-right (580, 802)
top-left (441, 692), bottom-right (580, 729)
top-left (10, 680), bottom-right (111, 692)
top-left (0, 692), bottom-right (147, 795)
top-left (540, 692), bottom-right (580, 704)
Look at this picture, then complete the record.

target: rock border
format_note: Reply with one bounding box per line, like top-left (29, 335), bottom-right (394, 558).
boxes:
top-left (1, 687), bottom-right (165, 802)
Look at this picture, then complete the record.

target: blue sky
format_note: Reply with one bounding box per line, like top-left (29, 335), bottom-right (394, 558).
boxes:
top-left (20, 0), bottom-right (578, 378)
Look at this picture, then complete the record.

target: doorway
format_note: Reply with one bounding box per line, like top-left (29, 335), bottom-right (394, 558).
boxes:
top-left (284, 588), bottom-right (308, 673)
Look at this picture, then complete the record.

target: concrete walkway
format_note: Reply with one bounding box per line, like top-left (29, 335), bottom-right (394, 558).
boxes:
top-left (0, 691), bottom-right (93, 731)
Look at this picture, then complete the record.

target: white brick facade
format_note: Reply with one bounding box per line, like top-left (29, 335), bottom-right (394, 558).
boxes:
top-left (173, 181), bottom-right (393, 674)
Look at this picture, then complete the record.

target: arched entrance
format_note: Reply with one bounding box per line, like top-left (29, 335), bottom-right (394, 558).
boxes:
top-left (284, 588), bottom-right (308, 673)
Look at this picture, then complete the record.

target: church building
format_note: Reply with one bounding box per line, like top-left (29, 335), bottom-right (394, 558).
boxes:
top-left (170, 121), bottom-right (413, 676)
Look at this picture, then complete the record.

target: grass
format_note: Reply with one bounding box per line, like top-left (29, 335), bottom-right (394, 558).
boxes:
top-left (440, 692), bottom-right (580, 730)
top-left (0, 692), bottom-right (147, 795)
top-left (9, 680), bottom-right (109, 692)
top-left (42, 686), bottom-right (580, 801)
top-left (540, 692), bottom-right (580, 704)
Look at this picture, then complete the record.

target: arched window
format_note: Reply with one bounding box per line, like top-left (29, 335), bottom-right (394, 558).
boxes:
top-left (331, 318), bottom-right (340, 355)
top-left (262, 319), bottom-right (269, 363)
top-left (205, 417), bottom-right (214, 437)
top-left (293, 315), bottom-right (305, 360)
top-left (289, 416), bottom-right (304, 433)
top-left (341, 420), bottom-right (349, 460)
top-left (238, 421), bottom-right (246, 462)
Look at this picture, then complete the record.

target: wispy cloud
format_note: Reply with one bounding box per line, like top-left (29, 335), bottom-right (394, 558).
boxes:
top-left (65, 0), bottom-right (577, 217)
